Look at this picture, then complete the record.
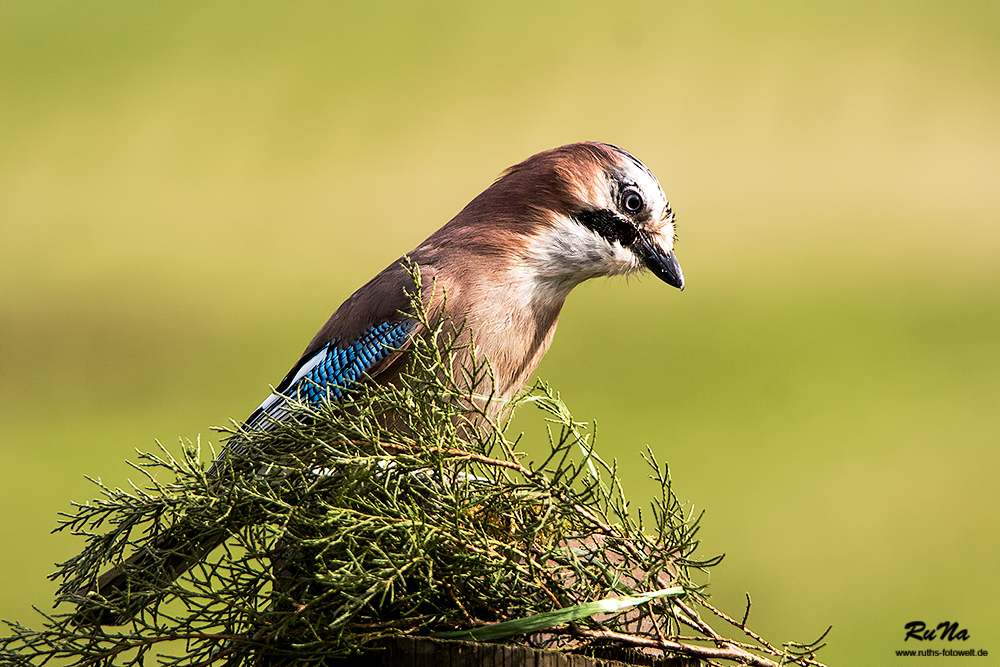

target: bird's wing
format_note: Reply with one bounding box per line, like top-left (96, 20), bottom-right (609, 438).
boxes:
top-left (244, 318), bottom-right (419, 430)
top-left (243, 258), bottom-right (440, 430)
top-left (207, 259), bottom-right (438, 478)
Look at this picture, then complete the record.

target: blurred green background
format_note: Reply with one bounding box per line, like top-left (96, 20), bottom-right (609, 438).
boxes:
top-left (2, 1), bottom-right (998, 663)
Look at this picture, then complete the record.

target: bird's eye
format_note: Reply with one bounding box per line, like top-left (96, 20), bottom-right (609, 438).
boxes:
top-left (622, 188), bottom-right (643, 213)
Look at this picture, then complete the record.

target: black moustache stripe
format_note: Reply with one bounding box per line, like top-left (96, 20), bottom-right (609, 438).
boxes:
top-left (576, 209), bottom-right (638, 248)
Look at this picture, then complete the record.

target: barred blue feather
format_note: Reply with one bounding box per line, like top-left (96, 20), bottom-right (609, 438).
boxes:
top-left (246, 320), bottom-right (415, 428)
top-left (295, 321), bottom-right (413, 403)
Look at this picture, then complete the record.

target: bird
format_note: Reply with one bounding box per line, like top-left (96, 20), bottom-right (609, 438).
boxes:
top-left (75, 141), bottom-right (684, 623)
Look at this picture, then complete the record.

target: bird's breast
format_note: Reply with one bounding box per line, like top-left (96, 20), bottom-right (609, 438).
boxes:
top-left (442, 276), bottom-right (563, 404)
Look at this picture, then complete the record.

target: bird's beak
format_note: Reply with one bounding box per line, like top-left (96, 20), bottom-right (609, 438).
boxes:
top-left (637, 235), bottom-right (685, 291)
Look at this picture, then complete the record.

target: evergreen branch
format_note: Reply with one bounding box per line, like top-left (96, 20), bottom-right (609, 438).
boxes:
top-left (0, 265), bottom-right (829, 667)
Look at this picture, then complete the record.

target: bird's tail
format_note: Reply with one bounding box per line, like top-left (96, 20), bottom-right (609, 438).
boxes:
top-left (70, 437), bottom-right (257, 626)
top-left (72, 523), bottom-right (231, 626)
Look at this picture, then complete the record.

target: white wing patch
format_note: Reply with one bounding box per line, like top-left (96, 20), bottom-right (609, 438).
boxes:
top-left (250, 347), bottom-right (330, 425)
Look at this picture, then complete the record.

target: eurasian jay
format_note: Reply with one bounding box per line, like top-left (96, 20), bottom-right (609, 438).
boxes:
top-left (245, 141), bottom-right (682, 428)
top-left (78, 141), bottom-right (684, 622)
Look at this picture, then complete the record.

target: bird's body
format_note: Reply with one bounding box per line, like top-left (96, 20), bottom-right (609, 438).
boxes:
top-left (246, 142), bottom-right (682, 429)
top-left (79, 142), bottom-right (684, 623)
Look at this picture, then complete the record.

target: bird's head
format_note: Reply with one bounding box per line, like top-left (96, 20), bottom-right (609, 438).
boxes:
top-left (418, 142), bottom-right (684, 308)
top-left (490, 143), bottom-right (683, 303)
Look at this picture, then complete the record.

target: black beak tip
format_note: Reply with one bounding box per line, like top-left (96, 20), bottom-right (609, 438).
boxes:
top-left (635, 235), bottom-right (685, 291)
top-left (651, 251), bottom-right (685, 291)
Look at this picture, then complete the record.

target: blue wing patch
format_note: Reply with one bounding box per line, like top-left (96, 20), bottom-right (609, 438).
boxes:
top-left (248, 320), bottom-right (414, 428)
top-left (294, 321), bottom-right (413, 403)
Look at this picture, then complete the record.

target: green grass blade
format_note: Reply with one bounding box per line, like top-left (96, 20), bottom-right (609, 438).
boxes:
top-left (432, 586), bottom-right (684, 641)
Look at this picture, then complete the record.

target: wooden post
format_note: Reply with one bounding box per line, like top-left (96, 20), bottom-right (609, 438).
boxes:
top-left (326, 636), bottom-right (701, 666)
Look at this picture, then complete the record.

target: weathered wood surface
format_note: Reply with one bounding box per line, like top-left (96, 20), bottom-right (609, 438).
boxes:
top-left (326, 636), bottom-right (700, 666)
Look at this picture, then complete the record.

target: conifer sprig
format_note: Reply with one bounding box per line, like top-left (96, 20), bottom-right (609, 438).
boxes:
top-left (0, 266), bottom-right (828, 667)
